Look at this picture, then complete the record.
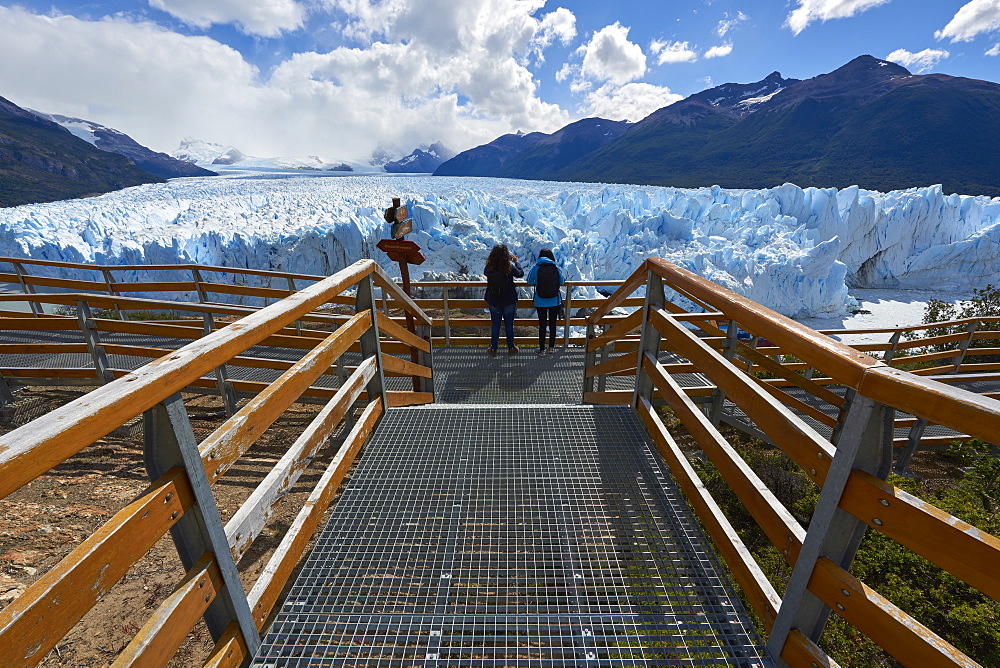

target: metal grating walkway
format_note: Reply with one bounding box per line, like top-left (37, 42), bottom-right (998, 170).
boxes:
top-left (252, 406), bottom-right (770, 667)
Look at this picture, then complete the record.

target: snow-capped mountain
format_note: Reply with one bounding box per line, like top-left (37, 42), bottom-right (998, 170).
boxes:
top-left (173, 138), bottom-right (383, 174)
top-left (2, 173), bottom-right (998, 320)
top-left (172, 138), bottom-right (241, 165)
top-left (31, 113), bottom-right (215, 179)
top-left (439, 55), bottom-right (1000, 196)
top-left (0, 95), bottom-right (163, 207)
top-left (384, 142), bottom-right (456, 173)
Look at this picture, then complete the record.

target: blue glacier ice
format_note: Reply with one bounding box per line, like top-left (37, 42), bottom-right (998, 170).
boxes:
top-left (0, 173), bottom-right (997, 318)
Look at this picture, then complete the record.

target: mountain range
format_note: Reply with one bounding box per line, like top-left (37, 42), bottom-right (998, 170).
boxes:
top-left (436, 56), bottom-right (1000, 196)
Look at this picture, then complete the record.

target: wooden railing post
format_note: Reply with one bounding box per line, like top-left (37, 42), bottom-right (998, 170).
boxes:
top-left (766, 393), bottom-right (893, 661)
top-left (632, 270), bottom-right (664, 407)
top-left (143, 394), bottom-right (261, 655)
top-left (12, 261), bottom-right (41, 317)
top-left (77, 300), bottom-right (115, 383)
top-left (356, 275), bottom-right (387, 408)
top-left (710, 319), bottom-right (740, 426)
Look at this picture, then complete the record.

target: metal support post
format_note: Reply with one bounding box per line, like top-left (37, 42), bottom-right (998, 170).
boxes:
top-left (596, 324), bottom-right (609, 393)
top-left (12, 262), bottom-right (41, 317)
top-left (710, 320), bottom-right (740, 426)
top-left (563, 284), bottom-right (573, 347)
top-left (632, 272), bottom-right (665, 407)
top-left (882, 330), bottom-right (902, 364)
top-left (201, 314), bottom-right (238, 416)
top-left (356, 274), bottom-right (387, 408)
top-left (0, 372), bottom-right (16, 407)
top-left (101, 269), bottom-right (125, 320)
top-left (287, 277), bottom-right (303, 336)
top-left (191, 267), bottom-right (210, 305)
top-left (894, 417), bottom-right (928, 475)
top-left (766, 394), bottom-right (892, 662)
top-left (583, 322), bottom-right (597, 400)
top-left (77, 300), bottom-right (115, 383)
top-left (143, 395), bottom-right (261, 654)
top-left (952, 319), bottom-right (979, 373)
top-left (416, 322), bottom-right (435, 398)
top-left (442, 287), bottom-right (451, 347)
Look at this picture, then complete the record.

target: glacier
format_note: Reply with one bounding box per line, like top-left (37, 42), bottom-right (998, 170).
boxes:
top-left (0, 172), bottom-right (997, 318)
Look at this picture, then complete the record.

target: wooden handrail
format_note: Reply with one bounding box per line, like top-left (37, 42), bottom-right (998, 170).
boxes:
top-left (0, 260), bottom-right (377, 500)
top-left (588, 257), bottom-right (1000, 667)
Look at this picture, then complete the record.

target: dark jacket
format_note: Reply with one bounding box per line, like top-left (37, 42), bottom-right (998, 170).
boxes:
top-left (484, 261), bottom-right (524, 308)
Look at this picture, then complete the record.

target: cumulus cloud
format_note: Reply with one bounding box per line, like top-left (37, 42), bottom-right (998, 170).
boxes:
top-left (988, 42), bottom-right (1000, 55)
top-left (0, 4), bottom-right (573, 159)
top-left (650, 39), bottom-right (697, 65)
top-left (148, 0), bottom-right (305, 37)
top-left (785, 0), bottom-right (890, 35)
top-left (716, 11), bottom-right (748, 37)
top-left (579, 22), bottom-right (646, 84)
top-left (886, 48), bottom-right (949, 73)
top-left (536, 7), bottom-right (577, 51)
top-left (704, 44), bottom-right (733, 59)
top-left (581, 82), bottom-right (681, 122)
top-left (934, 0), bottom-right (1000, 42)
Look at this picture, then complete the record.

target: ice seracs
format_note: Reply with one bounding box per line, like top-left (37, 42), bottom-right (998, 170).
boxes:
top-left (0, 174), bottom-right (996, 319)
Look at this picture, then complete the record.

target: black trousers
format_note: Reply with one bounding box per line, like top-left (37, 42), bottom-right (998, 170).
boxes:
top-left (537, 305), bottom-right (559, 349)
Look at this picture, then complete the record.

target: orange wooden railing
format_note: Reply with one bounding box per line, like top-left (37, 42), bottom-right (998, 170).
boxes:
top-left (584, 258), bottom-right (1000, 667)
top-left (0, 259), bottom-right (433, 667)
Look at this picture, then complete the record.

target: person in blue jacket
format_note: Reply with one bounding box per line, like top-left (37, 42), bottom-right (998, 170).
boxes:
top-left (526, 248), bottom-right (564, 354)
top-left (483, 243), bottom-right (524, 354)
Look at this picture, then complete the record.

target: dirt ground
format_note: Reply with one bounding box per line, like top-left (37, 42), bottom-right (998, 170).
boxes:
top-left (0, 386), bottom-right (350, 667)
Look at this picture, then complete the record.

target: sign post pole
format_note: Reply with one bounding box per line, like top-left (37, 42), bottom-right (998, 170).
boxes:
top-left (379, 198), bottom-right (424, 392)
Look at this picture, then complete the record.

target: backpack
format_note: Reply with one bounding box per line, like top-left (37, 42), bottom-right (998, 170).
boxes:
top-left (486, 270), bottom-right (511, 301)
top-left (536, 263), bottom-right (559, 299)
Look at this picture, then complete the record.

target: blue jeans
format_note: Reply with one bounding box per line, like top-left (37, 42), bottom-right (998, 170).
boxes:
top-left (489, 302), bottom-right (517, 349)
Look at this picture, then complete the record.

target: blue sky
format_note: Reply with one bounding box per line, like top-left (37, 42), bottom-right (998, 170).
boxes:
top-left (1, 1), bottom-right (998, 162)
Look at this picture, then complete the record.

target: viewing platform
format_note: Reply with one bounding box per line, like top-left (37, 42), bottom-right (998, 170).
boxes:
top-left (0, 256), bottom-right (997, 667)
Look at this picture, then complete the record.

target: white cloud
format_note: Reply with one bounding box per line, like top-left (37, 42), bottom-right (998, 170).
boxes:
top-left (148, 0), bottom-right (305, 37)
top-left (581, 82), bottom-right (681, 122)
top-left (716, 11), bottom-right (748, 37)
top-left (536, 7), bottom-right (577, 51)
top-left (704, 44), bottom-right (733, 59)
top-left (785, 0), bottom-right (891, 35)
top-left (988, 42), bottom-right (1000, 55)
top-left (934, 0), bottom-right (1000, 42)
top-left (580, 22), bottom-right (646, 84)
top-left (0, 5), bottom-right (573, 159)
top-left (886, 48), bottom-right (949, 73)
top-left (651, 39), bottom-right (697, 65)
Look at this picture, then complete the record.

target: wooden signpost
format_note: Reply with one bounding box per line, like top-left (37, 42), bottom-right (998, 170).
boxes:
top-left (379, 197), bottom-right (424, 390)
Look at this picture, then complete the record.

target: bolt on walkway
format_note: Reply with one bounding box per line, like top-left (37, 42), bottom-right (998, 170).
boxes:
top-left (253, 349), bottom-right (771, 666)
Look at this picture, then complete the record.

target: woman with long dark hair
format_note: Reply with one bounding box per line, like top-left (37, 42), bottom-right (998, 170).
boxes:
top-left (483, 243), bottom-right (523, 354)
